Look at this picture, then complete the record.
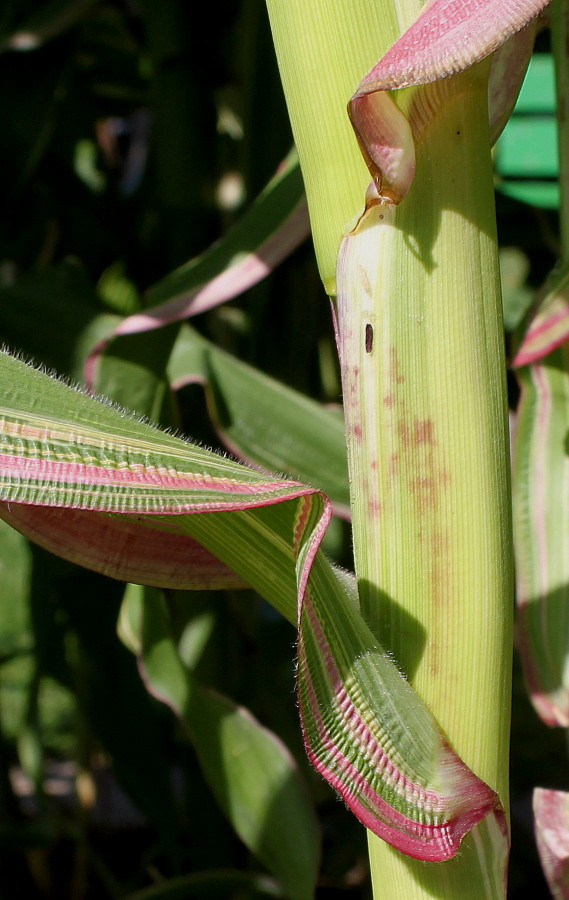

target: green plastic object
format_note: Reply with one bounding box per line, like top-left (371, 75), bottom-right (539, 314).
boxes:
top-left (495, 54), bottom-right (559, 209)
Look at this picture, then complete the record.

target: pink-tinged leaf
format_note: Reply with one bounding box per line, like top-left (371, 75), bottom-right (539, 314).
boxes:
top-left (513, 349), bottom-right (569, 727)
top-left (348, 83), bottom-right (415, 206)
top-left (349, 0), bottom-right (549, 203)
top-left (489, 23), bottom-right (538, 143)
top-left (513, 264), bottom-right (569, 367)
top-left (133, 586), bottom-right (321, 899)
top-left (291, 496), bottom-right (504, 863)
top-left (167, 326), bottom-right (351, 518)
top-left (298, 581), bottom-right (505, 860)
top-left (0, 503), bottom-right (245, 591)
top-left (534, 789), bottom-right (569, 899)
top-left (0, 449), bottom-right (306, 513)
top-left (85, 153), bottom-right (308, 387)
top-left (0, 350), bottom-right (504, 861)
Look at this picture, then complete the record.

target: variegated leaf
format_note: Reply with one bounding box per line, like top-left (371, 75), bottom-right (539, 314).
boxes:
top-left (85, 151), bottom-right (308, 387)
top-left (0, 349), bottom-right (501, 861)
top-left (513, 263), bottom-right (569, 368)
top-left (513, 348), bottom-right (569, 726)
top-left (534, 789), bottom-right (569, 899)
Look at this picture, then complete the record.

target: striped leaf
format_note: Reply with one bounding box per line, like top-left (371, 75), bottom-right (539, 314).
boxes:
top-left (513, 263), bottom-right (569, 367)
top-left (133, 585), bottom-right (320, 900)
top-left (534, 789), bottom-right (569, 899)
top-left (513, 348), bottom-right (569, 726)
top-left (0, 349), bottom-right (502, 861)
top-left (85, 150), bottom-right (308, 387)
top-left (348, 0), bottom-right (549, 205)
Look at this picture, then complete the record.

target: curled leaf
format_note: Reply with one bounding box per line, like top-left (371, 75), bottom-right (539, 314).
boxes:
top-left (0, 350), bottom-right (503, 861)
top-left (85, 152), bottom-right (308, 387)
top-left (513, 348), bottom-right (569, 727)
top-left (534, 789), bottom-right (569, 899)
top-left (513, 263), bottom-right (569, 368)
top-left (349, 0), bottom-right (549, 203)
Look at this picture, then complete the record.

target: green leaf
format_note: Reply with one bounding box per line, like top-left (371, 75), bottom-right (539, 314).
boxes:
top-left (128, 585), bottom-right (320, 900)
top-left (168, 325), bottom-right (350, 515)
top-left (86, 150), bottom-right (308, 387)
top-left (124, 868), bottom-right (286, 900)
top-left (27, 549), bottom-right (183, 852)
top-left (0, 350), bottom-right (504, 861)
top-left (94, 323), bottom-right (182, 426)
top-left (513, 347), bottom-right (569, 726)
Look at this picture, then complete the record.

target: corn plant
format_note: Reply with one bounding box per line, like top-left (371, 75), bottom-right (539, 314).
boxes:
top-left (0, 0), bottom-right (565, 897)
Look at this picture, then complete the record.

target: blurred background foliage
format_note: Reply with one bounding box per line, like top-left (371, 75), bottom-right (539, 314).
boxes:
top-left (0, 1), bottom-right (565, 897)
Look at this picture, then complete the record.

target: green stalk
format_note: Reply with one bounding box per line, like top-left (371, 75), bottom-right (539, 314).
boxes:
top-left (266, 0), bottom-right (513, 896)
top-left (339, 67), bottom-right (512, 897)
top-left (265, 0), bottom-right (419, 291)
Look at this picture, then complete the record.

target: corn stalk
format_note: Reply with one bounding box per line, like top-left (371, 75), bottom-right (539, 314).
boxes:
top-left (265, 0), bottom-right (548, 895)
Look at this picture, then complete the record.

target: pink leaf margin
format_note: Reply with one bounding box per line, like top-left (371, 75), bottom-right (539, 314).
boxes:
top-left (535, 789), bottom-right (569, 899)
top-left (0, 355), bottom-right (503, 862)
top-left (349, 0), bottom-right (550, 203)
top-left (84, 193), bottom-right (309, 389)
top-left (0, 503), bottom-right (247, 591)
top-left (513, 291), bottom-right (569, 368)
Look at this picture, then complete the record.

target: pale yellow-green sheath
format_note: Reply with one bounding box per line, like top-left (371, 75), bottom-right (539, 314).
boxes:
top-left (337, 68), bottom-right (512, 897)
top-left (266, 0), bottom-right (514, 895)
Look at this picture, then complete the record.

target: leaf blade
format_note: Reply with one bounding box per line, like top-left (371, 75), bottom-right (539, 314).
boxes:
top-left (85, 151), bottom-right (308, 386)
top-left (134, 585), bottom-right (320, 900)
top-left (349, 0), bottom-right (549, 202)
top-left (513, 349), bottom-right (569, 726)
top-left (168, 326), bottom-right (350, 515)
top-left (534, 788), bottom-right (569, 900)
top-left (0, 350), bottom-right (504, 861)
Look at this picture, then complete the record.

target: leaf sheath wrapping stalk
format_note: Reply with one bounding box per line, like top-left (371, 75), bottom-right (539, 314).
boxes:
top-left (337, 66), bottom-right (513, 888)
top-left (0, 350), bottom-right (504, 860)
